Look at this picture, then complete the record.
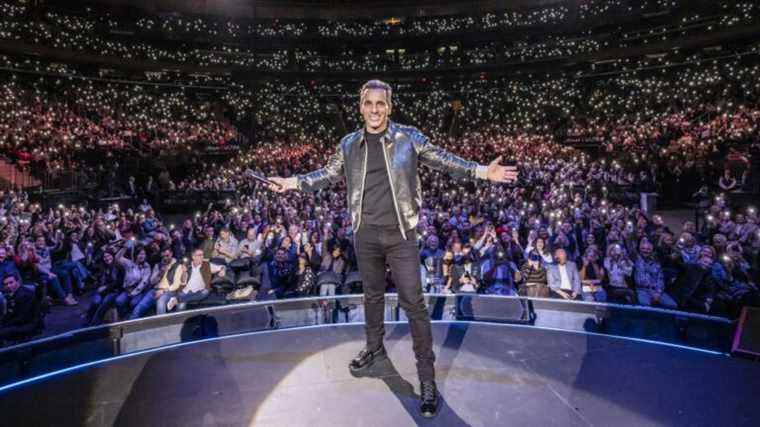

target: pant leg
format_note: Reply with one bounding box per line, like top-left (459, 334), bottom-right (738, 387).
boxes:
top-left (86, 293), bottom-right (103, 323)
top-left (69, 263), bottom-right (85, 291)
top-left (657, 292), bottom-right (678, 309)
top-left (52, 267), bottom-right (73, 295)
top-left (550, 288), bottom-right (573, 299)
top-left (74, 262), bottom-right (90, 282)
top-left (177, 289), bottom-right (210, 311)
top-left (384, 226), bottom-right (436, 383)
top-left (129, 290), bottom-right (156, 319)
top-left (582, 288), bottom-right (607, 302)
top-left (43, 276), bottom-right (67, 300)
top-left (91, 293), bottom-right (117, 325)
top-left (156, 291), bottom-right (174, 315)
top-left (115, 291), bottom-right (131, 318)
top-left (637, 289), bottom-right (652, 306)
top-left (353, 225), bottom-right (388, 352)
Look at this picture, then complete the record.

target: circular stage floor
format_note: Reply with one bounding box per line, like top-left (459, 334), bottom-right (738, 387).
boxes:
top-left (1, 321), bottom-right (759, 427)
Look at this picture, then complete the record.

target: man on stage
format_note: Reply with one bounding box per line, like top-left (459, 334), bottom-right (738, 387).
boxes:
top-left (267, 79), bottom-right (517, 417)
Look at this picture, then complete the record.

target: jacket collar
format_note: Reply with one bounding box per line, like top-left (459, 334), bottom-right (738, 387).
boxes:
top-left (361, 120), bottom-right (396, 145)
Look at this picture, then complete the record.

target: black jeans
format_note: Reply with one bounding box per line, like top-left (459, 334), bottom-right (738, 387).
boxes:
top-left (353, 223), bottom-right (436, 382)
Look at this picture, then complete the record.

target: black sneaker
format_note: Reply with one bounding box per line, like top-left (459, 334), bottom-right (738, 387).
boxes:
top-left (419, 381), bottom-right (439, 418)
top-left (348, 346), bottom-right (388, 374)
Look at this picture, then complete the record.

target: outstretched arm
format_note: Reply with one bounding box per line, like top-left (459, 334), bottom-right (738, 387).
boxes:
top-left (413, 132), bottom-right (517, 183)
top-left (266, 143), bottom-right (345, 193)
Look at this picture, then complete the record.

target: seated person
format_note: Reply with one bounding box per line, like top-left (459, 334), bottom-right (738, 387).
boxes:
top-left (0, 273), bottom-right (39, 345)
top-left (672, 248), bottom-right (717, 313)
top-left (167, 248), bottom-right (225, 311)
top-left (115, 246), bottom-right (152, 319)
top-left (262, 248), bottom-right (298, 299)
top-left (579, 246), bottom-right (607, 302)
top-left (29, 237), bottom-right (77, 306)
top-left (603, 244), bottom-right (636, 304)
top-left (237, 227), bottom-right (262, 259)
top-left (213, 227), bottom-right (238, 264)
top-left (547, 248), bottom-right (581, 300)
top-left (84, 250), bottom-right (125, 326)
top-left (129, 247), bottom-right (184, 319)
top-left (632, 240), bottom-right (678, 308)
top-left (0, 246), bottom-right (21, 285)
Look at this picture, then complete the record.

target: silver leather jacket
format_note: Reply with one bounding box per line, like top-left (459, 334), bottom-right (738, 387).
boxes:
top-left (295, 121), bottom-right (488, 240)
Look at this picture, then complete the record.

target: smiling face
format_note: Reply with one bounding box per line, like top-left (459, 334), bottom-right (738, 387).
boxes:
top-left (360, 85), bottom-right (391, 134)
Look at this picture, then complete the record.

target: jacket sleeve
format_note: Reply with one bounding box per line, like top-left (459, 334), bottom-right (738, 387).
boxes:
top-left (295, 142), bottom-right (345, 192)
top-left (571, 264), bottom-right (582, 294)
top-left (411, 130), bottom-right (488, 180)
top-left (546, 266), bottom-right (558, 290)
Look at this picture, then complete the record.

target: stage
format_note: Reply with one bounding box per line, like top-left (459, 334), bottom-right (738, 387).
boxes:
top-left (1, 321), bottom-right (758, 426)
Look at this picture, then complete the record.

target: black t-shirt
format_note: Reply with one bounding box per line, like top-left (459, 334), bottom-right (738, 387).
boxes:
top-left (361, 131), bottom-right (399, 226)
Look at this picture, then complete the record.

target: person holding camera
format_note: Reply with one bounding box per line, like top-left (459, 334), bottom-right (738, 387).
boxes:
top-left (482, 249), bottom-right (521, 295)
top-left (519, 251), bottom-right (549, 297)
top-left (603, 244), bottom-right (636, 304)
top-left (447, 245), bottom-right (481, 294)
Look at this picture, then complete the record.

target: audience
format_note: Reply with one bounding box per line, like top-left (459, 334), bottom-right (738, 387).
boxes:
top-left (0, 1), bottom-right (757, 348)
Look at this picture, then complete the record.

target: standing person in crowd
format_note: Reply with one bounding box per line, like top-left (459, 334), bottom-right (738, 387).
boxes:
top-left (265, 79), bottom-right (517, 417)
top-left (481, 249), bottom-right (521, 295)
top-left (296, 252), bottom-right (317, 296)
top-left (519, 252), bottom-right (549, 297)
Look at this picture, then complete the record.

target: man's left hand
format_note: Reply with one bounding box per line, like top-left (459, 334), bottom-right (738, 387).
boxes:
top-left (487, 156), bottom-right (518, 183)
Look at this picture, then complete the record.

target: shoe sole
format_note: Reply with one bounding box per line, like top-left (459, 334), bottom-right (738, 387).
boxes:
top-left (420, 405), bottom-right (439, 418)
top-left (420, 398), bottom-right (440, 418)
top-left (348, 352), bottom-right (388, 375)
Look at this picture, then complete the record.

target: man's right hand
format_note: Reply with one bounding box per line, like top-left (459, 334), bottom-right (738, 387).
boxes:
top-left (266, 177), bottom-right (297, 193)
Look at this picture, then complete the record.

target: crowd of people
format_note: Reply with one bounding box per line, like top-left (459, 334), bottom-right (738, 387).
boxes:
top-left (1, 1), bottom-right (757, 73)
top-left (0, 0), bottom-right (759, 347)
top-left (0, 0), bottom-right (649, 41)
top-left (1, 104), bottom-right (758, 345)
